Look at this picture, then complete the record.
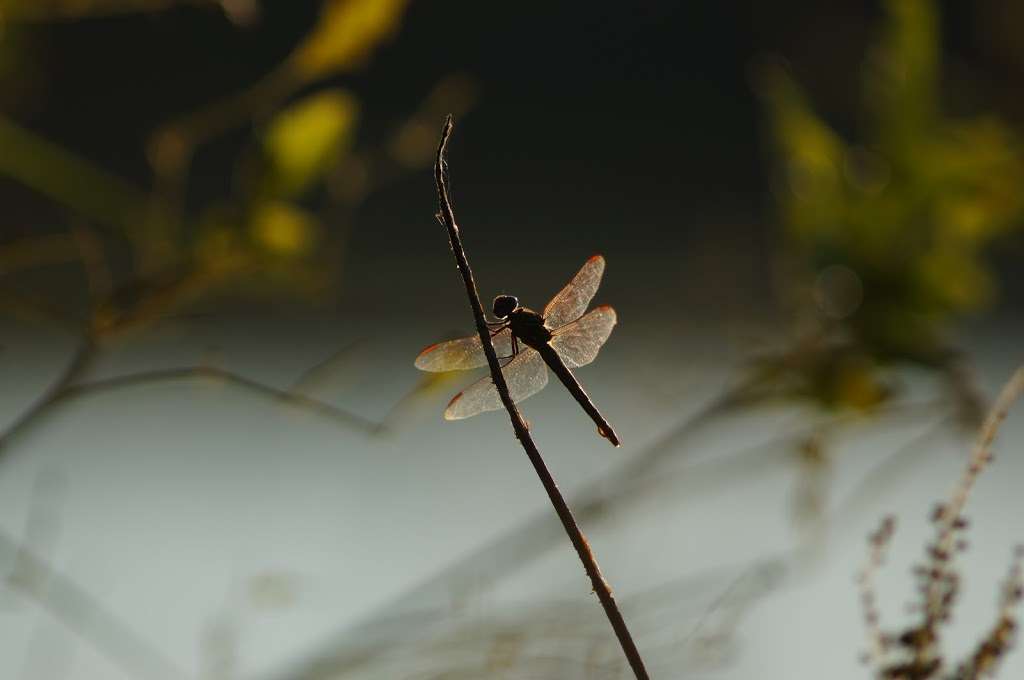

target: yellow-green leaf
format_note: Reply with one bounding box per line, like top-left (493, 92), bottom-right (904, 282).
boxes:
top-left (249, 201), bottom-right (319, 257)
top-left (288, 0), bottom-right (410, 80)
top-left (263, 89), bottom-right (358, 197)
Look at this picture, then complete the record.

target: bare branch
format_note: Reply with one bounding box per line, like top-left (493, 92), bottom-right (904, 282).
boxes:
top-left (59, 365), bottom-right (384, 435)
top-left (432, 115), bottom-right (649, 679)
top-left (0, 345), bottom-right (383, 464)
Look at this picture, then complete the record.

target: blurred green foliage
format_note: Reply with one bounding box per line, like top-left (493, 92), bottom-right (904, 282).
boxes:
top-left (260, 89), bottom-right (359, 199)
top-left (0, 0), bottom-right (473, 340)
top-left (753, 0), bottom-right (1024, 413)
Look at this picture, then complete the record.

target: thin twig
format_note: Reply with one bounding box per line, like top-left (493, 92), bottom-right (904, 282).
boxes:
top-left (939, 366), bottom-right (1024, 538)
top-left (59, 365), bottom-right (384, 434)
top-left (289, 338), bottom-right (366, 395)
top-left (858, 515), bottom-right (896, 666)
top-left (0, 351), bottom-right (383, 462)
top-left (432, 115), bottom-right (650, 679)
top-left (0, 334), bottom-right (95, 459)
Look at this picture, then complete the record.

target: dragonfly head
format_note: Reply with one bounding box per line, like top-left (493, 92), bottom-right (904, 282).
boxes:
top-left (492, 295), bottom-right (519, 319)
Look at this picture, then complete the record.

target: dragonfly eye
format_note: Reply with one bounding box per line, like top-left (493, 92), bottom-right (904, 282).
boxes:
top-left (492, 295), bottom-right (518, 319)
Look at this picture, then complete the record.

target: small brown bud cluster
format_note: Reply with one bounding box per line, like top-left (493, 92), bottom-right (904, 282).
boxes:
top-left (947, 547), bottom-right (1024, 679)
top-left (858, 368), bottom-right (1024, 679)
top-left (859, 517), bottom-right (897, 665)
top-left (862, 513), bottom-right (1022, 679)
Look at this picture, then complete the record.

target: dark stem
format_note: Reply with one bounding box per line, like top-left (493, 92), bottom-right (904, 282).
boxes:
top-left (0, 333), bottom-right (95, 459)
top-left (433, 115), bottom-right (650, 679)
top-left (58, 365), bottom-right (383, 434)
top-left (0, 343), bottom-right (381, 461)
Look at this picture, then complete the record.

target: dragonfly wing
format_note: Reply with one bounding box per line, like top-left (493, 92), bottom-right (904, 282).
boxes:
top-left (415, 327), bottom-right (514, 372)
top-left (543, 255), bottom-right (605, 329)
top-left (549, 305), bottom-right (617, 368)
top-left (444, 348), bottom-right (548, 420)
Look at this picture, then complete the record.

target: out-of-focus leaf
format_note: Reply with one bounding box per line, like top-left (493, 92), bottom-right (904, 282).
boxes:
top-left (916, 247), bottom-right (993, 312)
top-left (248, 201), bottom-right (319, 257)
top-left (189, 201), bottom-right (333, 303)
top-left (863, 0), bottom-right (938, 155)
top-left (287, 0), bottom-right (410, 81)
top-left (388, 74), bottom-right (478, 168)
top-left (262, 89), bottom-right (358, 198)
top-left (759, 64), bottom-right (846, 244)
top-left (927, 119), bottom-right (1024, 241)
top-left (829, 355), bottom-right (890, 411)
top-left (0, 115), bottom-right (149, 236)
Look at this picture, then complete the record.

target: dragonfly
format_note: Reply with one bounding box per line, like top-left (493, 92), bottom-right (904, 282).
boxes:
top-left (415, 254), bottom-right (620, 446)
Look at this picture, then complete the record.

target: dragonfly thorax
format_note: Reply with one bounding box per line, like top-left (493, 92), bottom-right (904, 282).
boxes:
top-left (492, 294), bottom-right (519, 319)
top-left (508, 307), bottom-right (552, 350)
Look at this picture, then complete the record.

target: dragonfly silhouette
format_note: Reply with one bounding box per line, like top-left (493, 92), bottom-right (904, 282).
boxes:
top-left (415, 255), bottom-right (620, 446)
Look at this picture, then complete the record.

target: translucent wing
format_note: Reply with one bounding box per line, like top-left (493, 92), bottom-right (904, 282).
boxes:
top-left (543, 255), bottom-right (605, 330)
top-left (549, 305), bottom-right (617, 369)
top-left (444, 349), bottom-right (548, 420)
top-left (415, 327), bottom-right (514, 372)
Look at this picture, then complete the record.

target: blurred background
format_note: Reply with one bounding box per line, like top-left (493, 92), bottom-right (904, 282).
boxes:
top-left (1, 1), bottom-right (1023, 678)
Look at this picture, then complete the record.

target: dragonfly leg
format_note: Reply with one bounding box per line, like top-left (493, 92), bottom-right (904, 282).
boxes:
top-left (488, 325), bottom-right (516, 364)
top-left (496, 335), bottom-right (521, 367)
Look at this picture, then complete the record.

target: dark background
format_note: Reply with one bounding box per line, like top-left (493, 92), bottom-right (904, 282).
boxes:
top-left (6, 1), bottom-right (1023, 292)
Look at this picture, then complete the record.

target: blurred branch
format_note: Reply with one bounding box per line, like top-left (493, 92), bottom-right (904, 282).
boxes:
top-left (0, 116), bottom-right (156, 242)
top-left (288, 338), bottom-right (365, 396)
top-left (0, 337), bottom-right (383, 465)
top-left (279, 381), bottom-right (950, 678)
top-left (280, 557), bottom-right (781, 679)
top-left (276, 400), bottom-right (954, 679)
top-left (0, 334), bottom-right (95, 456)
top-left (332, 391), bottom-right (744, 635)
top-left (148, 65), bottom-right (295, 189)
top-left (60, 364), bottom-right (383, 433)
top-left (325, 74), bottom-right (477, 208)
top-left (69, 221), bottom-right (115, 303)
top-left (0, 526), bottom-right (187, 680)
top-left (0, 290), bottom-right (83, 331)
top-left (0, 232), bottom-right (81, 277)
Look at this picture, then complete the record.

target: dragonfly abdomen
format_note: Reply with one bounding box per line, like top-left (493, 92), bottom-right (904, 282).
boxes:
top-left (537, 344), bottom-right (620, 447)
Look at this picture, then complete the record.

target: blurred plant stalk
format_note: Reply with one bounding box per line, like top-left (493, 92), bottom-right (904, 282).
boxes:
top-left (753, 0), bottom-right (1024, 420)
